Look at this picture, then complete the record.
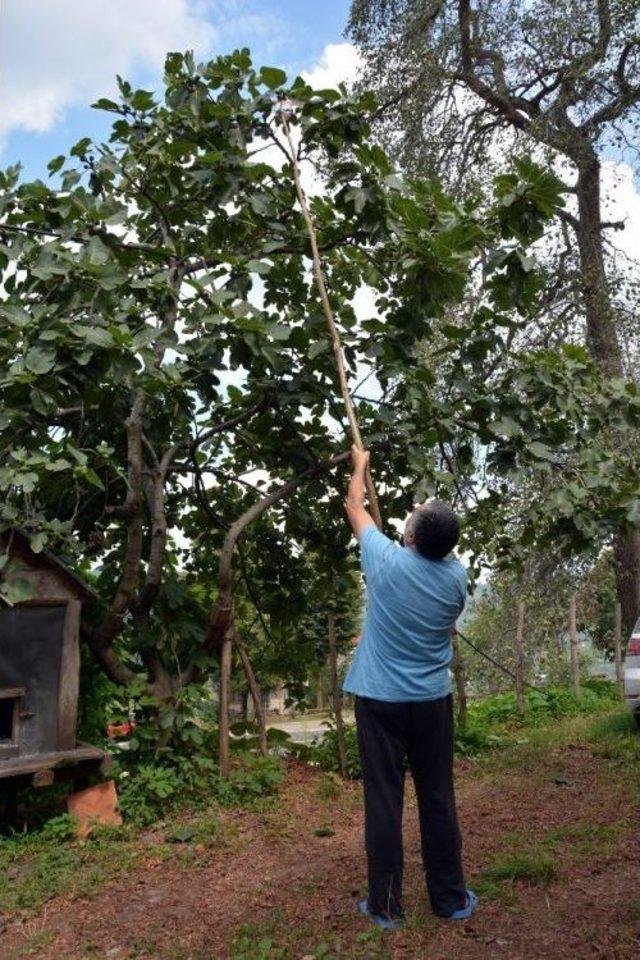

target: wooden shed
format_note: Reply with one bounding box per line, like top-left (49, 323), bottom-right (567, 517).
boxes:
top-left (0, 531), bottom-right (105, 786)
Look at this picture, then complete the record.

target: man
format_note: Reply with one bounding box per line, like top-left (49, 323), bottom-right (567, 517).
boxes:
top-left (343, 445), bottom-right (477, 930)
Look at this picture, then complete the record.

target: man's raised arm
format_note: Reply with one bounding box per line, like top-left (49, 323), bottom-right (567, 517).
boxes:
top-left (344, 445), bottom-right (377, 539)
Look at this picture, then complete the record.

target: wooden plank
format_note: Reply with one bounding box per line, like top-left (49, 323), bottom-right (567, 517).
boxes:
top-left (0, 687), bottom-right (26, 700)
top-left (0, 745), bottom-right (104, 781)
top-left (33, 768), bottom-right (55, 787)
top-left (57, 600), bottom-right (81, 750)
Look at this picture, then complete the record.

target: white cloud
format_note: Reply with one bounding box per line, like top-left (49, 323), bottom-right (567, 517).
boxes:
top-left (0, 0), bottom-right (217, 142)
top-left (302, 42), bottom-right (362, 89)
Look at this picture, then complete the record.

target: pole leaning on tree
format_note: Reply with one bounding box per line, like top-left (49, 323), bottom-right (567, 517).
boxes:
top-left (569, 594), bottom-right (581, 698)
top-left (277, 102), bottom-right (383, 530)
top-left (514, 601), bottom-right (526, 717)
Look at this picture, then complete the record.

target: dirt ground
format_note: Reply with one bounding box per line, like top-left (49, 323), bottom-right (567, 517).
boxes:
top-left (2, 719), bottom-right (639, 960)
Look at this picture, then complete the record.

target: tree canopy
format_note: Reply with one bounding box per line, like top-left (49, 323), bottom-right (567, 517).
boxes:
top-left (1, 48), bottom-right (639, 750)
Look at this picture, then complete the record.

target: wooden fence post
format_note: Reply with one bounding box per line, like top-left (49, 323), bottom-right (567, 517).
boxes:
top-left (569, 594), bottom-right (581, 698)
top-left (218, 630), bottom-right (232, 777)
top-left (452, 634), bottom-right (468, 727)
top-left (614, 601), bottom-right (624, 698)
top-left (236, 635), bottom-right (268, 757)
top-left (328, 611), bottom-right (348, 779)
top-left (514, 601), bottom-right (526, 716)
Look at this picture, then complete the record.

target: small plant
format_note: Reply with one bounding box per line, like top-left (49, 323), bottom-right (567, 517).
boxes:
top-left (306, 721), bottom-right (361, 778)
top-left (38, 813), bottom-right (78, 841)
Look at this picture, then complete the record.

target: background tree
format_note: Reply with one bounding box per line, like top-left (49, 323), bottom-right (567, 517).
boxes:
top-left (349, 0), bottom-right (640, 631)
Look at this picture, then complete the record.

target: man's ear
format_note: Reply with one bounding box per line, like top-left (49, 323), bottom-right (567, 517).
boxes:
top-left (404, 530), bottom-right (416, 545)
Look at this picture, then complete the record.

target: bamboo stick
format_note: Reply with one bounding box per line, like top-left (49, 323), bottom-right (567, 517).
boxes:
top-left (279, 110), bottom-right (383, 530)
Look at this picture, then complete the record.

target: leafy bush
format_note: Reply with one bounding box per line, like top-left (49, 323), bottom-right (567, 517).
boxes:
top-left (115, 752), bottom-right (284, 826)
top-left (455, 678), bottom-right (619, 755)
top-left (305, 681), bottom-right (620, 776)
top-left (305, 721), bottom-right (361, 779)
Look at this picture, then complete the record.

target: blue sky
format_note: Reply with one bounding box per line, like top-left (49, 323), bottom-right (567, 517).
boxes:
top-left (1, 0), bottom-right (353, 181)
top-left (3, 0), bottom-right (639, 258)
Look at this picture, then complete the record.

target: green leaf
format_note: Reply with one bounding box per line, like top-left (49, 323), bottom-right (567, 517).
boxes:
top-left (526, 441), bottom-right (556, 462)
top-left (260, 66), bottom-right (287, 89)
top-left (489, 417), bottom-right (521, 438)
top-left (245, 259), bottom-right (272, 275)
top-left (72, 325), bottom-right (116, 348)
top-left (29, 532), bottom-right (47, 554)
top-left (70, 136), bottom-right (92, 158)
top-left (47, 155), bottom-right (65, 176)
top-left (308, 340), bottom-right (329, 359)
top-left (1, 577), bottom-right (34, 606)
top-left (24, 347), bottom-right (56, 375)
top-left (91, 97), bottom-right (121, 113)
top-left (86, 236), bottom-right (111, 265)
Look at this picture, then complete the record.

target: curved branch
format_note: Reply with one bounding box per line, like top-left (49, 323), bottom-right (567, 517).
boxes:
top-left (207, 449), bottom-right (351, 648)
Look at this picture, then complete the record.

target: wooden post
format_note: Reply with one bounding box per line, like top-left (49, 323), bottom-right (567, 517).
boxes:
top-left (218, 630), bottom-right (232, 777)
top-left (614, 601), bottom-right (624, 698)
top-left (452, 634), bottom-right (468, 727)
top-left (514, 601), bottom-right (526, 716)
top-left (569, 594), bottom-right (581, 698)
top-left (328, 611), bottom-right (348, 779)
top-left (236, 636), bottom-right (268, 757)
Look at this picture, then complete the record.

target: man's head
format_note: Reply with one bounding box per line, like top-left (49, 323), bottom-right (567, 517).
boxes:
top-left (404, 499), bottom-right (460, 560)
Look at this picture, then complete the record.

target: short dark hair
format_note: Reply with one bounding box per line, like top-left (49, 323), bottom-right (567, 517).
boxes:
top-left (412, 500), bottom-right (460, 560)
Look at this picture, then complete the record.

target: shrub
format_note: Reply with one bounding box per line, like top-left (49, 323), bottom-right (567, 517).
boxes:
top-left (306, 681), bottom-right (620, 775)
top-left (306, 721), bottom-right (361, 779)
top-left (115, 752), bottom-right (284, 826)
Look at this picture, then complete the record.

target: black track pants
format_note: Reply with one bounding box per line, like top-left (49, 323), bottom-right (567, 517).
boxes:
top-left (354, 693), bottom-right (467, 919)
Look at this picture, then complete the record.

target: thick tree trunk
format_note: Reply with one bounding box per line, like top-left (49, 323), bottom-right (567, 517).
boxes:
top-left (575, 157), bottom-right (623, 378)
top-left (575, 154), bottom-right (640, 634)
top-left (328, 611), bottom-right (348, 779)
top-left (613, 531), bottom-right (640, 637)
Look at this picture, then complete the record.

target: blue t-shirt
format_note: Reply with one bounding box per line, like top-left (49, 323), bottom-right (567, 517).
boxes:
top-left (343, 526), bottom-right (467, 702)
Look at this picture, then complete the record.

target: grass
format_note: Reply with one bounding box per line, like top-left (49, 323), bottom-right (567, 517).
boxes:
top-left (466, 702), bottom-right (639, 904)
top-left (473, 851), bottom-right (558, 902)
top-left (471, 820), bottom-right (619, 903)
top-left (0, 813), bottom-right (229, 918)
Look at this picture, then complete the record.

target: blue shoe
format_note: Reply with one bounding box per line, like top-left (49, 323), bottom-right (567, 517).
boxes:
top-left (358, 898), bottom-right (405, 931)
top-left (447, 889), bottom-right (478, 920)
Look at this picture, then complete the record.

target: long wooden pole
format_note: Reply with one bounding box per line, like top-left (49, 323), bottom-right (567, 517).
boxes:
top-left (219, 627), bottom-right (233, 777)
top-left (236, 635), bottom-right (268, 757)
top-left (569, 594), bottom-right (581, 698)
top-left (279, 110), bottom-right (383, 530)
top-left (514, 601), bottom-right (526, 716)
top-left (328, 610), bottom-right (348, 779)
